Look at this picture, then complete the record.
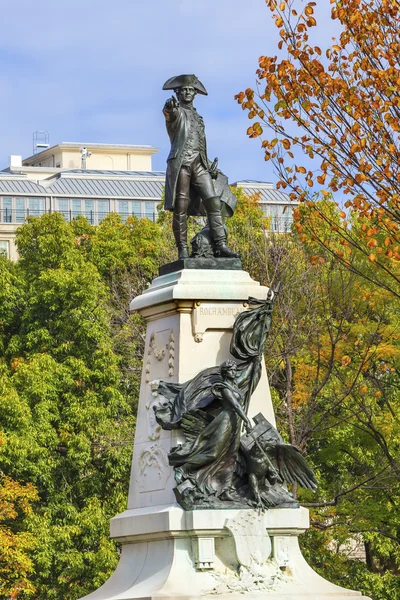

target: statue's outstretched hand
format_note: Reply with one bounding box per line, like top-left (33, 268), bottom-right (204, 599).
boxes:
top-left (164, 95), bottom-right (179, 111)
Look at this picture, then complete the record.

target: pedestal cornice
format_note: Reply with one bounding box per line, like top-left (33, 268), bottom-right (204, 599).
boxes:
top-left (130, 269), bottom-right (270, 314)
top-left (110, 505), bottom-right (310, 544)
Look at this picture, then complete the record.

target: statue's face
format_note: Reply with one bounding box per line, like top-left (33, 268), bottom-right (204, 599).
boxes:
top-left (178, 86), bottom-right (196, 104)
top-left (225, 365), bottom-right (237, 380)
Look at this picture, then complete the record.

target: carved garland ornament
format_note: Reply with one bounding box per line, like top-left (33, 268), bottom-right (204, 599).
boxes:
top-left (138, 444), bottom-right (169, 482)
top-left (145, 330), bottom-right (175, 383)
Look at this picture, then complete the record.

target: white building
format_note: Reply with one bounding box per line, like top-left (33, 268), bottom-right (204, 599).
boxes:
top-left (232, 180), bottom-right (296, 233)
top-left (22, 141), bottom-right (158, 172)
top-left (0, 143), bottom-right (296, 260)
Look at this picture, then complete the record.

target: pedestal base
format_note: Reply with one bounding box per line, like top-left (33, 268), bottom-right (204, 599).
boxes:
top-left (79, 506), bottom-right (371, 600)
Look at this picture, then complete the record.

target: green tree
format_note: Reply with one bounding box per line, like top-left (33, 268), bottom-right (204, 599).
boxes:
top-left (0, 214), bottom-right (135, 599)
top-left (80, 212), bottom-right (175, 408)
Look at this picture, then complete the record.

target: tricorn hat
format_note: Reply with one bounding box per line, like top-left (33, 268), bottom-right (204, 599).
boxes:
top-left (162, 74), bottom-right (208, 96)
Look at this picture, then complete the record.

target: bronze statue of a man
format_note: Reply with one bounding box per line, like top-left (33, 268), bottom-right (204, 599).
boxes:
top-left (162, 74), bottom-right (239, 260)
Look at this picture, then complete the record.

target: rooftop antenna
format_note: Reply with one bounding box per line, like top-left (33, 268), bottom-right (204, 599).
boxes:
top-left (80, 146), bottom-right (92, 169)
top-left (33, 131), bottom-right (50, 154)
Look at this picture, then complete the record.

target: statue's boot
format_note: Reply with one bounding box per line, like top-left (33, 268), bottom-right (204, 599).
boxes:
top-left (203, 196), bottom-right (240, 258)
top-left (172, 211), bottom-right (189, 259)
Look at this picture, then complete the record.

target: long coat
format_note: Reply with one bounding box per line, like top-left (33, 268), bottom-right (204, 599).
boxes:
top-left (163, 104), bottom-right (209, 215)
top-left (163, 104), bottom-right (237, 217)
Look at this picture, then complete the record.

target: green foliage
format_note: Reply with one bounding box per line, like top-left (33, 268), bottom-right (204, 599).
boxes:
top-left (0, 475), bottom-right (38, 598)
top-left (84, 213), bottom-right (168, 280)
top-left (227, 187), bottom-right (270, 272)
top-left (1, 212), bottom-right (164, 599)
top-left (0, 255), bottom-right (25, 356)
top-left (301, 529), bottom-right (400, 600)
top-left (83, 212), bottom-right (175, 407)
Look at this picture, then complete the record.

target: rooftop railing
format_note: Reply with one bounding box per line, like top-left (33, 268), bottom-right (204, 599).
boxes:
top-left (0, 208), bottom-right (158, 225)
top-left (0, 209), bottom-right (293, 232)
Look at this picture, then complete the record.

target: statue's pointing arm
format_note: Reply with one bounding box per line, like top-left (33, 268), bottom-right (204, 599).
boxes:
top-left (163, 95), bottom-right (179, 122)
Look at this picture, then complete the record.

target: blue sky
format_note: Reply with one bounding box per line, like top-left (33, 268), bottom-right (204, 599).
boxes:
top-left (0, 0), bottom-right (335, 183)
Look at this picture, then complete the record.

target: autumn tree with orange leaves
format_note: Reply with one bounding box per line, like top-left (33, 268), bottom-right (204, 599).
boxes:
top-left (236, 0), bottom-right (400, 298)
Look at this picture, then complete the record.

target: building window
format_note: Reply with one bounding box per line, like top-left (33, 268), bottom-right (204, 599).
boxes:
top-left (28, 197), bottom-right (45, 217)
top-left (132, 201), bottom-right (141, 218)
top-left (116, 200), bottom-right (158, 222)
top-left (1, 197), bottom-right (12, 223)
top-left (118, 201), bottom-right (129, 222)
top-left (72, 199), bottom-right (82, 219)
top-left (0, 197), bottom-right (45, 223)
top-left (16, 198), bottom-right (25, 223)
top-left (97, 200), bottom-right (109, 222)
top-left (119, 200), bottom-right (145, 220)
top-left (84, 200), bottom-right (94, 224)
top-left (55, 198), bottom-right (110, 224)
top-left (0, 240), bottom-right (9, 258)
top-left (260, 203), bottom-right (294, 232)
top-left (144, 201), bottom-right (157, 222)
top-left (58, 199), bottom-right (69, 221)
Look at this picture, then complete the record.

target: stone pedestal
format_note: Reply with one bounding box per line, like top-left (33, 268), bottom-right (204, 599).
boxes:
top-left (80, 269), bottom-right (371, 600)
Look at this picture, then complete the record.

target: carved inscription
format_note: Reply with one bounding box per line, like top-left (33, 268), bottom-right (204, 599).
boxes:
top-left (192, 302), bottom-right (249, 343)
top-left (199, 306), bottom-right (245, 316)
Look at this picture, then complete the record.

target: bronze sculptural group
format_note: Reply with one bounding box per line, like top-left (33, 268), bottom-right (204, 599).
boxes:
top-left (153, 292), bottom-right (318, 510)
top-left (169, 360), bottom-right (252, 503)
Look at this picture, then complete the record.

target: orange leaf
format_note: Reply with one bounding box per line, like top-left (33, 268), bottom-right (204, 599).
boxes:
top-left (341, 355), bottom-right (352, 367)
